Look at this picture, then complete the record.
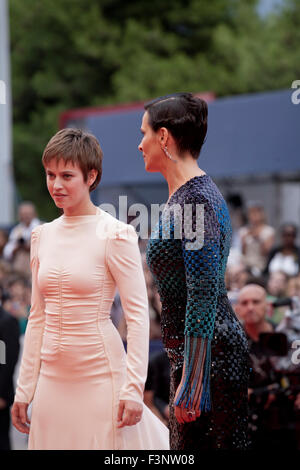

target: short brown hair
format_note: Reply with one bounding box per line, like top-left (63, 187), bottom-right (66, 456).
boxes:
top-left (42, 128), bottom-right (103, 192)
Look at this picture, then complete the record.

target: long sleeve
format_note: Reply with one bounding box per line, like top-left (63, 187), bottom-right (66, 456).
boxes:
top-left (106, 223), bottom-right (149, 405)
top-left (174, 198), bottom-right (220, 412)
top-left (14, 225), bottom-right (45, 404)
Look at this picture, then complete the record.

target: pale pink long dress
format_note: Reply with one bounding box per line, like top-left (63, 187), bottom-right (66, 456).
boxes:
top-left (14, 207), bottom-right (169, 450)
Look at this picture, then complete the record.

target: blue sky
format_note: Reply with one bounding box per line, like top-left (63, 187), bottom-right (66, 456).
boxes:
top-left (257, 0), bottom-right (284, 17)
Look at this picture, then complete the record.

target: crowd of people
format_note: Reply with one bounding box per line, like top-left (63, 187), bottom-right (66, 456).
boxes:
top-left (0, 198), bottom-right (300, 449)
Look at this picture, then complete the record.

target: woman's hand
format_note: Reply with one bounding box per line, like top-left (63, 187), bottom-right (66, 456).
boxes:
top-left (174, 384), bottom-right (201, 424)
top-left (117, 399), bottom-right (143, 428)
top-left (11, 401), bottom-right (30, 434)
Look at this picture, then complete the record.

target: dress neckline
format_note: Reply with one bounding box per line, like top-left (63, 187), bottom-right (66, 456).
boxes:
top-left (167, 174), bottom-right (209, 204)
top-left (60, 206), bottom-right (102, 225)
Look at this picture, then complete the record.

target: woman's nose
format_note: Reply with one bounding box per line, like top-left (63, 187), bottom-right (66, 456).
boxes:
top-left (53, 178), bottom-right (63, 190)
top-left (138, 141), bottom-right (143, 152)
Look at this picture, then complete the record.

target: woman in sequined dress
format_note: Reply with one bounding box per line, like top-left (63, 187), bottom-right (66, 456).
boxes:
top-left (138, 93), bottom-right (250, 449)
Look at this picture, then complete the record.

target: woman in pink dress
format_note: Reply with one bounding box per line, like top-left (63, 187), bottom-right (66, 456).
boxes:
top-left (11, 128), bottom-right (169, 450)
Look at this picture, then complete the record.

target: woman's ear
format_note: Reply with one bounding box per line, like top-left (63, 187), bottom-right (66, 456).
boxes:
top-left (158, 127), bottom-right (169, 148)
top-left (88, 169), bottom-right (98, 187)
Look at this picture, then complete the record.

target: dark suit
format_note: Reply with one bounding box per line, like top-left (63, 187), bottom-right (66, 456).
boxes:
top-left (0, 306), bottom-right (20, 450)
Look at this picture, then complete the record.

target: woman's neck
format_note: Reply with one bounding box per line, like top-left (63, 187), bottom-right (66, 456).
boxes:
top-left (161, 156), bottom-right (206, 199)
top-left (63, 200), bottom-right (97, 217)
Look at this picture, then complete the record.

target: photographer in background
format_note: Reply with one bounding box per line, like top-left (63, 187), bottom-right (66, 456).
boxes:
top-left (2, 202), bottom-right (42, 277)
top-left (235, 284), bottom-right (299, 449)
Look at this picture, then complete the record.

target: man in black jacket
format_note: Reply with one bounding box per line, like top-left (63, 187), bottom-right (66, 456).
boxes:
top-left (0, 298), bottom-right (20, 450)
top-left (235, 284), bottom-right (299, 449)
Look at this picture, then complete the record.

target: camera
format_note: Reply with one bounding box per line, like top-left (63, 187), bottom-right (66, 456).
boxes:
top-left (258, 332), bottom-right (288, 357)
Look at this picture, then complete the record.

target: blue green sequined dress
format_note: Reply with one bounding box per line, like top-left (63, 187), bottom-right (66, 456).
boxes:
top-left (146, 175), bottom-right (249, 449)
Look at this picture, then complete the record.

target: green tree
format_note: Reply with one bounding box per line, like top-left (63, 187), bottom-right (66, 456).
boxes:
top-left (9, 0), bottom-right (300, 220)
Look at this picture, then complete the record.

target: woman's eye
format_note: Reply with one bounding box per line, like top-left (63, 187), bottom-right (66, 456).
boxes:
top-left (47, 174), bottom-right (72, 178)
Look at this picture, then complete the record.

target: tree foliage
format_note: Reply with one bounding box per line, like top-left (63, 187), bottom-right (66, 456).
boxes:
top-left (8, 0), bottom-right (300, 220)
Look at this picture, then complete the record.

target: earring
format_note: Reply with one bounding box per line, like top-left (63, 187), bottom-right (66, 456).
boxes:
top-left (163, 146), bottom-right (177, 163)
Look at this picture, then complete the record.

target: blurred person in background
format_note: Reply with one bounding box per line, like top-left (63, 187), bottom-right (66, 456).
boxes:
top-left (0, 285), bottom-right (20, 450)
top-left (235, 283), bottom-right (275, 339)
top-left (267, 271), bottom-right (289, 299)
top-left (0, 230), bottom-right (8, 260)
top-left (226, 193), bottom-right (246, 266)
top-left (286, 275), bottom-right (300, 298)
top-left (0, 260), bottom-right (12, 289)
top-left (225, 263), bottom-right (252, 306)
top-left (2, 202), bottom-right (42, 277)
top-left (235, 284), bottom-right (299, 449)
top-left (239, 202), bottom-right (275, 276)
top-left (265, 224), bottom-right (300, 277)
top-left (235, 284), bottom-right (275, 449)
top-left (2, 276), bottom-right (31, 336)
top-left (266, 271), bottom-right (289, 325)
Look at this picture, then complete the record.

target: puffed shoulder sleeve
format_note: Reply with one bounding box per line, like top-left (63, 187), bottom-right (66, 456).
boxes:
top-left (174, 197), bottom-right (220, 412)
top-left (14, 224), bottom-right (46, 404)
top-left (106, 223), bottom-right (149, 404)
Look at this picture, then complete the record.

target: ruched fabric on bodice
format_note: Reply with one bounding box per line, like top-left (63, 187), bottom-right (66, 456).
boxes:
top-left (38, 213), bottom-right (118, 382)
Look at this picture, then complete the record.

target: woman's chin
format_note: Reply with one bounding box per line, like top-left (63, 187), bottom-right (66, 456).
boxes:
top-left (53, 199), bottom-right (65, 208)
top-left (144, 163), bottom-right (158, 173)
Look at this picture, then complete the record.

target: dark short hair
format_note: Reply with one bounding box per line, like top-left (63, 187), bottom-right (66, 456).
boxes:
top-left (281, 223), bottom-right (297, 236)
top-left (144, 93), bottom-right (208, 159)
